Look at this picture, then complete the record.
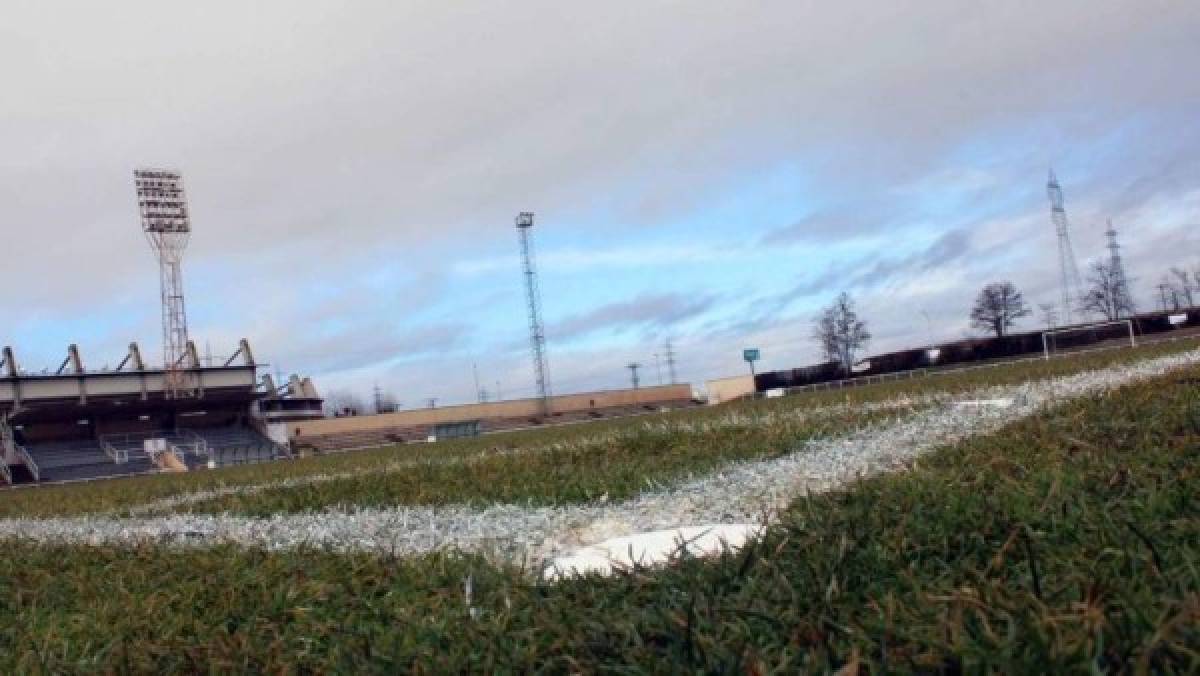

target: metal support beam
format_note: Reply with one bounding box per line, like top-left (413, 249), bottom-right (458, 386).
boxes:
top-left (1, 347), bottom-right (20, 412)
top-left (117, 342), bottom-right (146, 371)
top-left (1, 347), bottom-right (15, 378)
top-left (68, 344), bottom-right (84, 373)
top-left (240, 338), bottom-right (254, 366)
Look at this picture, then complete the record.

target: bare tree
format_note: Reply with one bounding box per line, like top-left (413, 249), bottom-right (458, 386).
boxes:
top-left (813, 292), bottom-right (871, 373)
top-left (1155, 280), bottom-right (1175, 312)
top-left (1170, 267), bottom-right (1195, 308)
top-left (1038, 302), bottom-right (1059, 329)
top-left (1082, 260), bottom-right (1137, 320)
top-left (377, 392), bottom-right (400, 414)
top-left (969, 281), bottom-right (1031, 337)
top-left (323, 389), bottom-right (366, 417)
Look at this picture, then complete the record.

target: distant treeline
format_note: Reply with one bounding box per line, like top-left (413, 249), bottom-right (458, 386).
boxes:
top-left (755, 309), bottom-right (1200, 391)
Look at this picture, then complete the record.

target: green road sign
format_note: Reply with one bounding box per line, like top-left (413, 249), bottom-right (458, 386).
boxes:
top-left (743, 348), bottom-right (760, 363)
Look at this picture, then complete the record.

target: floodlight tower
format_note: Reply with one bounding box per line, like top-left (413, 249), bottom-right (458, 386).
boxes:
top-left (516, 212), bottom-right (551, 414)
top-left (134, 168), bottom-right (193, 397)
top-left (1047, 169), bottom-right (1084, 324)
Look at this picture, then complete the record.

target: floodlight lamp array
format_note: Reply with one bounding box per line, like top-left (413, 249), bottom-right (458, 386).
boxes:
top-left (134, 169), bottom-right (190, 234)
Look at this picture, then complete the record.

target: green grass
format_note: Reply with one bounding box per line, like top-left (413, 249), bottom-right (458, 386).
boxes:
top-left (0, 356), bottom-right (1197, 672)
top-left (2, 397), bottom-right (915, 519)
top-left (177, 401), bottom-right (909, 516)
top-left (1, 336), bottom-right (1195, 521)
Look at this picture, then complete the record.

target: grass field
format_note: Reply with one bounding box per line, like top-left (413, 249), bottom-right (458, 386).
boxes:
top-left (2, 336), bottom-right (1197, 522)
top-left (0, 347), bottom-right (1196, 671)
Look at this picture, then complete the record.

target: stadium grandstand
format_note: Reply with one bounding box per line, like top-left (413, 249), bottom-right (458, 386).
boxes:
top-left (0, 340), bottom-right (323, 486)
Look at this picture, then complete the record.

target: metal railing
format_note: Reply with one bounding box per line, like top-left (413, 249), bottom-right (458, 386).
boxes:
top-left (274, 442), bottom-right (294, 460)
top-left (0, 418), bottom-right (13, 484)
top-left (14, 444), bottom-right (39, 482)
top-left (100, 431), bottom-right (191, 463)
top-left (767, 331), bottom-right (1199, 399)
top-left (101, 439), bottom-right (129, 464)
top-left (174, 428), bottom-right (210, 457)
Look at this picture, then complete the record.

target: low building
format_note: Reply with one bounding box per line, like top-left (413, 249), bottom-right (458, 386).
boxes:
top-left (703, 375), bottom-right (756, 404)
top-left (288, 383), bottom-right (697, 453)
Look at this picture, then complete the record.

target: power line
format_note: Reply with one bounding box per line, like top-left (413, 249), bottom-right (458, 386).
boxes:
top-left (472, 362), bottom-right (485, 403)
top-left (626, 362), bottom-right (642, 390)
top-left (663, 339), bottom-right (678, 385)
top-left (1105, 219), bottom-right (1136, 317)
top-left (1047, 169), bottom-right (1085, 324)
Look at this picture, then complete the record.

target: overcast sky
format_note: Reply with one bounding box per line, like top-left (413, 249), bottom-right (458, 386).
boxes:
top-left (2, 1), bottom-right (1198, 405)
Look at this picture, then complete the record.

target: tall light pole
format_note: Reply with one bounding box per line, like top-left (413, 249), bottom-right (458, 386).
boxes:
top-left (516, 212), bottom-right (551, 415)
top-left (135, 168), bottom-right (193, 398)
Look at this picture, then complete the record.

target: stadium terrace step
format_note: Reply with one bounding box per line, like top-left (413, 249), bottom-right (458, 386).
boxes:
top-left (95, 426), bottom-right (284, 470)
top-left (25, 438), bottom-right (160, 483)
top-left (40, 458), bottom-right (158, 483)
top-left (179, 426), bottom-right (285, 467)
top-left (27, 440), bottom-right (111, 470)
top-left (32, 458), bottom-right (157, 483)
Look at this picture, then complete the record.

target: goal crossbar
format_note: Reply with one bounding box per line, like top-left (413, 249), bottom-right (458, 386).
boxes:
top-left (1042, 319), bottom-right (1136, 360)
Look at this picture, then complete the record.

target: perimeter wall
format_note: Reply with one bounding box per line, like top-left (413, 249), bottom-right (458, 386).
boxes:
top-left (286, 383), bottom-right (694, 439)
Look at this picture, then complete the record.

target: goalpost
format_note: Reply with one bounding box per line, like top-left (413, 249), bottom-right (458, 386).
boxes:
top-left (1042, 319), bottom-right (1136, 360)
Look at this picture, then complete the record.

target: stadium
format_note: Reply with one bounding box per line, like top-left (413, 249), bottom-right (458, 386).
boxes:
top-left (0, 169), bottom-right (697, 485)
top-left (3, 4), bottom-right (1200, 669)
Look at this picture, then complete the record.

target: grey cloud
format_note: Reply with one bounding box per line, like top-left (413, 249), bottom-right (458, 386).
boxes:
top-left (854, 229), bottom-right (973, 287)
top-left (277, 321), bottom-right (473, 377)
top-left (761, 212), bottom-right (867, 246)
top-left (2, 1), bottom-right (1199, 395)
top-left (550, 293), bottom-right (717, 342)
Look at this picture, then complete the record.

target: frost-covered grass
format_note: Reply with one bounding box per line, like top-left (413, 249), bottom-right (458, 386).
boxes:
top-left (5, 345), bottom-right (1196, 561)
top-left (0, 353), bottom-right (1196, 672)
top-left (0, 336), bottom-right (1195, 522)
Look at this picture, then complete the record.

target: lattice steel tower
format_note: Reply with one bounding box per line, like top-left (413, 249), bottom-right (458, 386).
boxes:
top-left (1105, 218), bottom-right (1136, 317)
top-left (1047, 169), bottom-right (1084, 324)
top-left (135, 169), bottom-right (193, 397)
top-left (663, 338), bottom-right (678, 385)
top-left (516, 212), bottom-right (551, 414)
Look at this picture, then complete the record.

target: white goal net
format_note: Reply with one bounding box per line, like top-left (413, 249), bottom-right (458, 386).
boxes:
top-left (1042, 319), bottom-right (1136, 358)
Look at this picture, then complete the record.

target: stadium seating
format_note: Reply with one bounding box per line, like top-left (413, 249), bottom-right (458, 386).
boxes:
top-left (18, 425), bottom-right (284, 484)
top-left (180, 426), bottom-right (283, 467)
top-left (25, 439), bottom-right (157, 483)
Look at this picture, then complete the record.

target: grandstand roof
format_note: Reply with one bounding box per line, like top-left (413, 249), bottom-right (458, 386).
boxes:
top-left (1, 340), bottom-right (260, 422)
